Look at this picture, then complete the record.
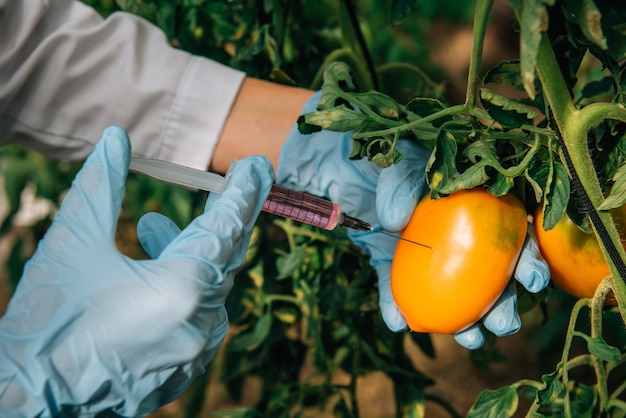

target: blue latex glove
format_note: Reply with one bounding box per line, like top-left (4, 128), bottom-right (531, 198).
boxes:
top-left (454, 231), bottom-right (550, 349)
top-left (0, 126), bottom-right (273, 416)
top-left (277, 91), bottom-right (550, 350)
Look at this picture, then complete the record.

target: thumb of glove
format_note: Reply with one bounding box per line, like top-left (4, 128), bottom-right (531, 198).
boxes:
top-left (35, 126), bottom-right (130, 255)
top-left (375, 140), bottom-right (430, 231)
top-left (374, 263), bottom-right (408, 332)
top-left (137, 212), bottom-right (182, 258)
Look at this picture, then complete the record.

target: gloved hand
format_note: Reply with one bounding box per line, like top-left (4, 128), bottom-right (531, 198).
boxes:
top-left (0, 126), bottom-right (273, 416)
top-left (453, 231), bottom-right (550, 349)
top-left (277, 91), bottom-right (550, 350)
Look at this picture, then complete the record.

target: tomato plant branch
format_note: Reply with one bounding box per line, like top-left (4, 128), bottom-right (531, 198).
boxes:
top-left (535, 34), bottom-right (626, 324)
top-left (310, 48), bottom-right (374, 91)
top-left (340, 0), bottom-right (378, 91)
top-left (464, 0), bottom-right (494, 109)
top-left (590, 279), bottom-right (612, 410)
top-left (609, 399), bottom-right (626, 412)
top-left (376, 62), bottom-right (445, 98)
top-left (266, 294), bottom-right (298, 305)
top-left (351, 104), bottom-right (467, 139)
top-left (579, 102), bottom-right (626, 128)
top-left (559, 298), bottom-right (589, 415)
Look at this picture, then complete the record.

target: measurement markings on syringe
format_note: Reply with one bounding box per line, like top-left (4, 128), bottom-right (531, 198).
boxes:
top-left (263, 185), bottom-right (334, 229)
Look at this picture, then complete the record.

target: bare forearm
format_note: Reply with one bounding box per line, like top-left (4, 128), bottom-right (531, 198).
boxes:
top-left (211, 78), bottom-right (315, 174)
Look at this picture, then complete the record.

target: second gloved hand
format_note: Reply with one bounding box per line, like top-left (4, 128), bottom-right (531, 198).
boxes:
top-left (277, 91), bottom-right (551, 350)
top-left (0, 126), bottom-right (273, 416)
top-left (277, 91), bottom-right (431, 332)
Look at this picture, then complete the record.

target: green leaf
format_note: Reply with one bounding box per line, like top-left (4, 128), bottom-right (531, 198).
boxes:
top-left (297, 114), bottom-right (323, 135)
top-left (536, 371), bottom-right (565, 405)
top-left (542, 162), bottom-right (571, 231)
top-left (351, 90), bottom-right (403, 120)
top-left (350, 138), bottom-right (365, 159)
top-left (293, 277), bottom-right (321, 345)
top-left (229, 312), bottom-right (273, 352)
top-left (597, 0), bottom-right (626, 62)
top-left (277, 245), bottom-right (306, 279)
top-left (567, 381), bottom-right (597, 417)
top-left (371, 148), bottom-right (402, 168)
top-left (480, 88), bottom-right (539, 129)
top-left (488, 173), bottom-right (515, 196)
top-left (483, 60), bottom-right (525, 91)
top-left (319, 271), bottom-right (348, 320)
top-left (299, 105), bottom-right (369, 133)
top-left (585, 335), bottom-right (622, 361)
top-left (467, 386), bottom-right (519, 418)
top-left (261, 25), bottom-right (282, 68)
top-left (580, 76), bottom-right (614, 100)
top-left (598, 163), bottom-right (626, 210)
top-left (319, 61), bottom-right (357, 110)
top-left (525, 159), bottom-right (550, 204)
top-left (274, 308), bottom-right (297, 324)
top-left (406, 97), bottom-right (451, 127)
top-left (536, 380), bottom-right (598, 417)
top-left (437, 163), bottom-right (491, 195)
top-left (566, 189), bottom-right (592, 233)
top-left (564, 0), bottom-right (608, 49)
top-left (515, 0), bottom-right (557, 99)
top-left (426, 129), bottom-right (457, 193)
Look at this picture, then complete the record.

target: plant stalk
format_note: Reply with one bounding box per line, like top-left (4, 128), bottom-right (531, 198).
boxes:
top-left (591, 279), bottom-right (613, 410)
top-left (465, 0), bottom-right (494, 108)
top-left (534, 34), bottom-right (626, 324)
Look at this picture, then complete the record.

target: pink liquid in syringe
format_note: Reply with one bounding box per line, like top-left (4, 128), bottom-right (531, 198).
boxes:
top-left (262, 185), bottom-right (341, 230)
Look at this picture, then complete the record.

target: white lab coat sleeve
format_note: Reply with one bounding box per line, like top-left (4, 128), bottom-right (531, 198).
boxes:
top-left (0, 0), bottom-right (245, 170)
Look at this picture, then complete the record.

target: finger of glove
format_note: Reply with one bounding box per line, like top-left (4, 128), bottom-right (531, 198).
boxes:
top-left (453, 323), bottom-right (485, 350)
top-left (374, 260), bottom-right (408, 332)
top-left (137, 212), bottom-right (182, 258)
top-left (162, 156), bottom-right (273, 274)
top-left (514, 230), bottom-right (551, 293)
top-left (376, 141), bottom-right (430, 231)
top-left (481, 280), bottom-right (521, 336)
top-left (45, 126), bottom-right (130, 245)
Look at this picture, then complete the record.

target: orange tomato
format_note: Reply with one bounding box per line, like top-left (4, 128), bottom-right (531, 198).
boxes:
top-left (534, 206), bottom-right (626, 301)
top-left (391, 188), bottom-right (527, 334)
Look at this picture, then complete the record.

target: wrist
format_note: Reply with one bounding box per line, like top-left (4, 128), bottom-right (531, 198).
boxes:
top-left (211, 78), bottom-right (315, 174)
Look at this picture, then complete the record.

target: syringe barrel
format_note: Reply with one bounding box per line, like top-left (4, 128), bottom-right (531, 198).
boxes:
top-left (262, 185), bottom-right (341, 230)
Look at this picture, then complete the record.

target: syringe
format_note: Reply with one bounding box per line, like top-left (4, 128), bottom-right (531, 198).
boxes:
top-left (129, 157), bottom-right (374, 232)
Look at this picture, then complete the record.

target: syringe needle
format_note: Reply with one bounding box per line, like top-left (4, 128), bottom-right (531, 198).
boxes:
top-left (373, 230), bottom-right (432, 248)
top-left (339, 213), bottom-right (431, 248)
top-left (338, 213), bottom-right (373, 231)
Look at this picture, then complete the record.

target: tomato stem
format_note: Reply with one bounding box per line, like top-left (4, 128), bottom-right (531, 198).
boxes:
top-left (534, 33), bottom-right (626, 325)
top-left (591, 278), bottom-right (613, 410)
top-left (465, 0), bottom-right (494, 109)
top-left (560, 298), bottom-right (590, 416)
